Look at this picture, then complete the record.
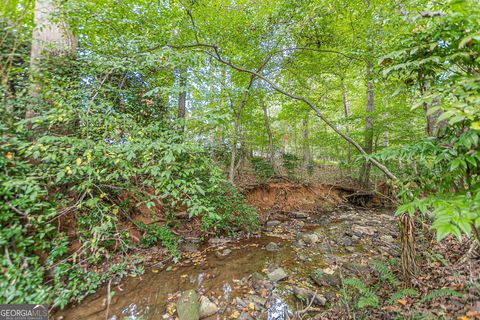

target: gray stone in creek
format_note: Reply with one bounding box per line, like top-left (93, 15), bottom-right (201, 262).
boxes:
top-left (215, 249), bottom-right (232, 259)
top-left (180, 242), bottom-right (199, 253)
top-left (292, 286), bottom-right (327, 306)
top-left (252, 272), bottom-right (274, 291)
top-left (238, 312), bottom-right (254, 320)
top-left (267, 267), bottom-right (288, 282)
top-left (341, 236), bottom-right (353, 247)
top-left (199, 296), bottom-right (218, 318)
top-left (345, 246), bottom-right (355, 253)
top-left (298, 233), bottom-right (319, 244)
top-left (245, 294), bottom-right (267, 307)
top-left (252, 272), bottom-right (266, 282)
top-left (236, 297), bottom-right (247, 307)
top-left (310, 270), bottom-right (341, 287)
top-left (296, 220), bottom-right (305, 228)
top-left (352, 225), bottom-right (375, 237)
top-left (292, 212), bottom-right (310, 219)
top-left (266, 220), bottom-right (282, 227)
top-left (297, 254), bottom-right (308, 262)
top-left (265, 242), bottom-right (280, 252)
top-left (380, 235), bottom-right (395, 243)
top-left (208, 237), bottom-right (230, 246)
top-left (177, 290), bottom-right (200, 320)
top-left (316, 244), bottom-right (333, 254)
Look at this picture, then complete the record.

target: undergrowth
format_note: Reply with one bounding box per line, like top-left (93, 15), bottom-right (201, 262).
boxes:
top-left (339, 259), bottom-right (465, 319)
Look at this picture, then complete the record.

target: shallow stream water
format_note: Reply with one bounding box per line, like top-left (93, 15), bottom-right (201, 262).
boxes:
top-left (56, 207), bottom-right (390, 320)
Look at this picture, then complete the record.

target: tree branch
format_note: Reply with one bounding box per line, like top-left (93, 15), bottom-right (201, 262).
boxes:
top-left (170, 43), bottom-right (397, 181)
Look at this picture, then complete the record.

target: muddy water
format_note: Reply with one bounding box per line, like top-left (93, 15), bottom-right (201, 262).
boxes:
top-left (56, 208), bottom-right (383, 320)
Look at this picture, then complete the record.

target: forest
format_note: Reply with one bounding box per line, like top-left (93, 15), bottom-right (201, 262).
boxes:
top-left (0, 0), bottom-right (479, 319)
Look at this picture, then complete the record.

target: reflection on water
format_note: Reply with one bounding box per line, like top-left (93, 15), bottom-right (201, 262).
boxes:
top-left (267, 295), bottom-right (292, 320)
top-left (223, 282), bottom-right (232, 301)
top-left (56, 221), bottom-right (332, 320)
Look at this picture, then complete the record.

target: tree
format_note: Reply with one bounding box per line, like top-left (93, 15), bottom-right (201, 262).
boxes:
top-left (29, 0), bottom-right (76, 95)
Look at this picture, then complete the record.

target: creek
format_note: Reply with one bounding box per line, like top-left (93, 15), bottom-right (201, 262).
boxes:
top-left (56, 204), bottom-right (398, 320)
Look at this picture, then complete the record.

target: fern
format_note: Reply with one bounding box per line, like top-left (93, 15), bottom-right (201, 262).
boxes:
top-left (421, 288), bottom-right (463, 302)
top-left (424, 251), bottom-right (449, 266)
top-left (370, 259), bottom-right (400, 287)
top-left (344, 277), bottom-right (380, 309)
top-left (387, 288), bottom-right (419, 305)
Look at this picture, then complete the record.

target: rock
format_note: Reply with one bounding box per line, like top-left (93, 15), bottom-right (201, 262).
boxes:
top-left (252, 272), bottom-right (266, 282)
top-left (316, 244), bottom-right (333, 254)
top-left (266, 220), bottom-right (281, 227)
top-left (267, 268), bottom-right (288, 282)
top-left (295, 239), bottom-right (306, 248)
top-left (342, 262), bottom-right (370, 276)
top-left (380, 235), bottom-right (394, 243)
top-left (292, 212), bottom-right (309, 219)
top-left (298, 233), bottom-right (319, 244)
top-left (245, 294), bottom-right (267, 306)
top-left (238, 312), bottom-right (254, 320)
top-left (252, 272), bottom-right (273, 291)
top-left (292, 286), bottom-right (326, 306)
top-left (298, 254), bottom-right (308, 262)
top-left (208, 237), bottom-right (229, 245)
top-left (215, 249), bottom-right (232, 259)
top-left (199, 296), bottom-right (218, 318)
top-left (265, 242), bottom-right (279, 251)
top-left (310, 270), bottom-right (341, 287)
top-left (235, 297), bottom-right (247, 307)
top-left (345, 246), bottom-right (355, 253)
top-left (325, 290), bottom-right (337, 302)
top-left (177, 290), bottom-right (200, 320)
top-left (352, 225), bottom-right (375, 237)
top-left (180, 242), bottom-right (199, 253)
top-left (341, 236), bottom-right (352, 246)
top-left (295, 220), bottom-right (305, 228)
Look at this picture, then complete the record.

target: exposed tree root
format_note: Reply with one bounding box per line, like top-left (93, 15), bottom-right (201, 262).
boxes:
top-left (457, 240), bottom-right (480, 265)
top-left (400, 214), bottom-right (417, 282)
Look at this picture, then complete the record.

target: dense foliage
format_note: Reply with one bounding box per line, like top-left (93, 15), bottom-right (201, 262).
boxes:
top-left (378, 0), bottom-right (480, 241)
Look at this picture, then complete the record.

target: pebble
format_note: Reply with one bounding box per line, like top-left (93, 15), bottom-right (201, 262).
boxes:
top-left (265, 242), bottom-right (280, 251)
top-left (266, 220), bottom-right (281, 227)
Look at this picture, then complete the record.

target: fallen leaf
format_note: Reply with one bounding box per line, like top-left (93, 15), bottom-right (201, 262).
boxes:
top-left (261, 288), bottom-right (267, 298)
top-left (397, 299), bottom-right (408, 306)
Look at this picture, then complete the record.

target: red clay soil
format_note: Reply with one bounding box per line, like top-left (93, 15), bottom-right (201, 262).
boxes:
top-left (58, 182), bottom-right (351, 254)
top-left (243, 182), bottom-right (344, 214)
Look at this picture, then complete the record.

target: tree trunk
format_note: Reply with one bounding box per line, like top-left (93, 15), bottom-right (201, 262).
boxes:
top-left (420, 82), bottom-right (442, 136)
top-left (302, 113), bottom-right (310, 166)
top-left (177, 67), bottom-right (187, 119)
top-left (229, 113), bottom-right (239, 182)
top-left (229, 75), bottom-right (255, 182)
top-left (401, 214), bottom-right (417, 281)
top-left (261, 100), bottom-right (274, 165)
top-left (341, 79), bottom-right (351, 164)
top-left (360, 62), bottom-right (374, 186)
top-left (30, 0), bottom-right (77, 97)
